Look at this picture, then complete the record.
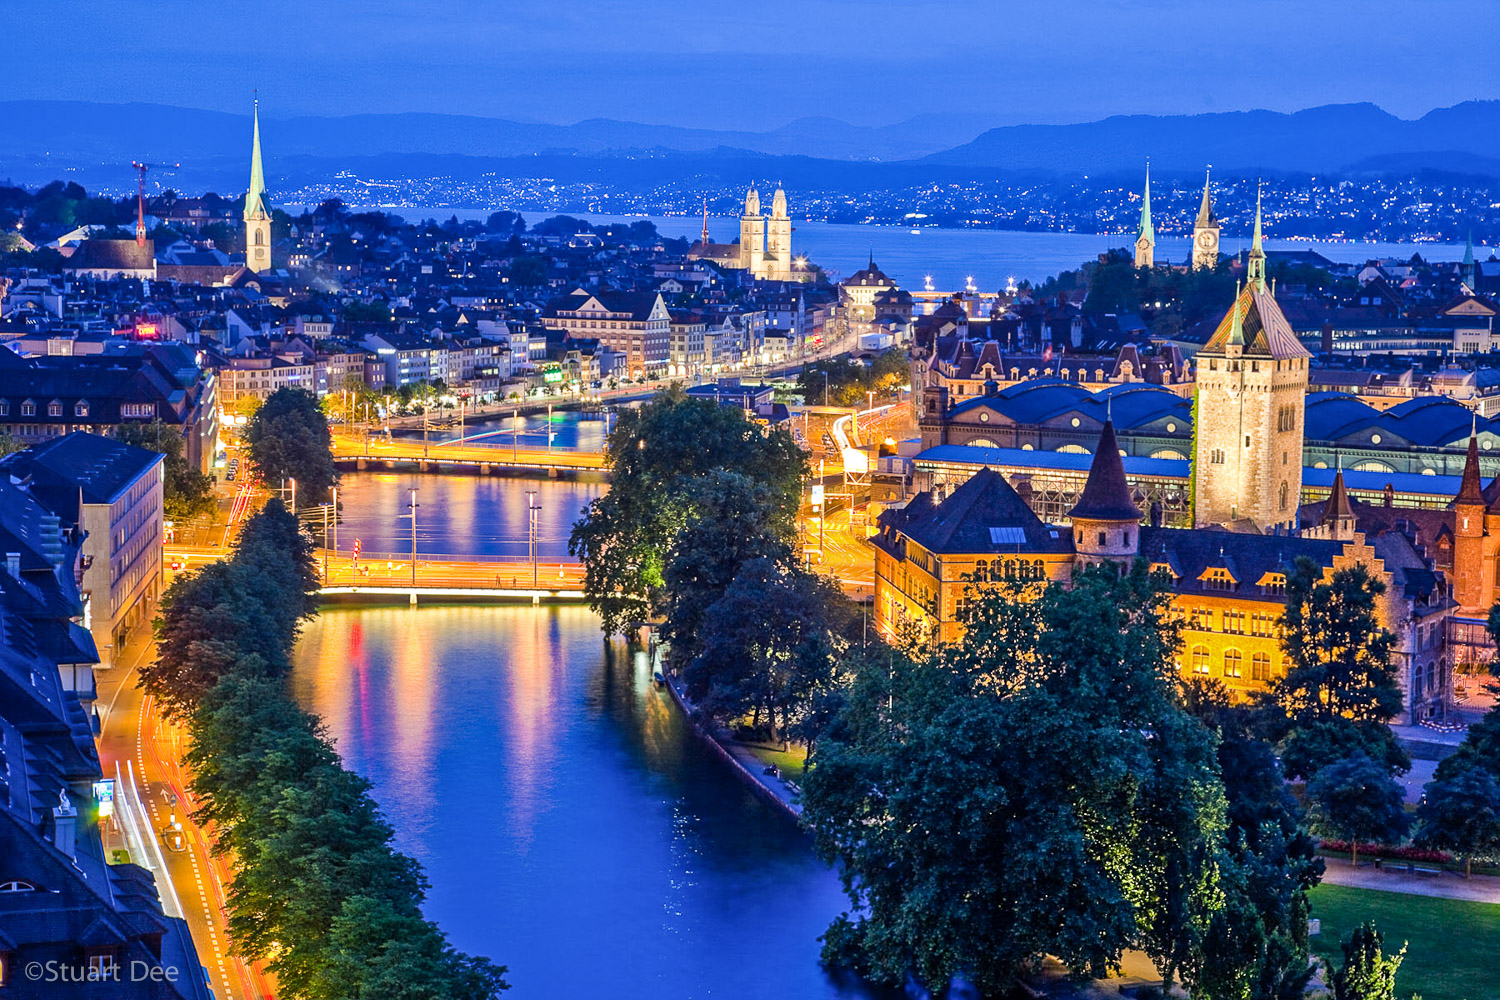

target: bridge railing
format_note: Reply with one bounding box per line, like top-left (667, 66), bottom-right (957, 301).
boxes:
top-left (316, 551), bottom-right (586, 591)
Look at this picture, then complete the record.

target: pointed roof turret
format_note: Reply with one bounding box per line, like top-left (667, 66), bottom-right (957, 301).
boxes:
top-left (1247, 182), bottom-right (1267, 290)
top-left (1195, 166), bottom-right (1217, 229)
top-left (744, 186), bottom-right (761, 217)
top-left (1137, 161), bottom-right (1155, 245)
top-left (1068, 419), bottom-right (1141, 522)
top-left (1455, 419), bottom-right (1486, 507)
top-left (1227, 280), bottom-right (1245, 347)
top-left (245, 98), bottom-right (269, 222)
top-left (1321, 468), bottom-right (1355, 525)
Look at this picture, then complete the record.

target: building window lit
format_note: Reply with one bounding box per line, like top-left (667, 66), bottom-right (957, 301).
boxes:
top-left (1191, 645), bottom-right (1210, 674)
top-left (1224, 649), bottom-right (1243, 678)
top-left (1252, 652), bottom-right (1272, 682)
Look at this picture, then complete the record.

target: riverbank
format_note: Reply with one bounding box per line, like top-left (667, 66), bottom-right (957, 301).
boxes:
top-left (659, 658), bottom-right (804, 822)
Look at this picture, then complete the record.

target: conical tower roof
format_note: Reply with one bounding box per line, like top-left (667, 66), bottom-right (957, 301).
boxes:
top-left (1068, 420), bottom-right (1141, 522)
top-left (1137, 162), bottom-right (1154, 244)
top-left (1320, 468), bottom-right (1355, 524)
top-left (245, 99), bottom-right (269, 222)
top-left (1195, 167), bottom-right (1217, 228)
top-left (1455, 427), bottom-right (1486, 507)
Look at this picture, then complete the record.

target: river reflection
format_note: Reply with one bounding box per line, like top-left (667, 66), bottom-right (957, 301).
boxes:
top-left (292, 605), bottom-right (879, 998)
top-left (333, 472), bottom-right (602, 560)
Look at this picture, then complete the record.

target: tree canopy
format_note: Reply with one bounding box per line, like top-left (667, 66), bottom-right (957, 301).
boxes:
top-left (245, 387), bottom-right (337, 507)
top-left (115, 418), bottom-right (214, 519)
top-left (803, 564), bottom-right (1231, 996)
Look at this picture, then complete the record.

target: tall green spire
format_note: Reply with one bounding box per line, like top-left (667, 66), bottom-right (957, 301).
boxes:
top-left (1137, 160), bottom-right (1155, 244)
top-left (245, 98), bottom-right (268, 222)
top-left (1247, 182), bottom-right (1267, 290)
top-left (1227, 280), bottom-right (1245, 347)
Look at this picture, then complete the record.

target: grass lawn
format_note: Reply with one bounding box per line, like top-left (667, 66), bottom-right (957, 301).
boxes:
top-left (738, 741), bottom-right (809, 781)
top-left (1309, 884), bottom-right (1500, 1000)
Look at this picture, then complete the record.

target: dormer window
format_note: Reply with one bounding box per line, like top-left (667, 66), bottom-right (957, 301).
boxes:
top-left (1203, 569), bottom-right (1236, 592)
top-left (48, 400), bottom-right (62, 417)
top-left (0, 400), bottom-right (8, 416)
top-left (20, 400), bottom-right (34, 417)
top-left (74, 400), bottom-right (89, 418)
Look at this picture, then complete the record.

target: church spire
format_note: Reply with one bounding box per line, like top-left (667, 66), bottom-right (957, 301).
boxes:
top-left (1195, 166), bottom-right (1216, 228)
top-left (701, 197), bottom-right (709, 245)
top-left (1463, 230), bottom-right (1477, 292)
top-left (1456, 416), bottom-right (1486, 507)
top-left (1134, 160), bottom-right (1154, 268)
top-left (1138, 161), bottom-right (1154, 244)
top-left (245, 97), bottom-right (268, 222)
top-left (1068, 417), bottom-right (1141, 523)
top-left (1246, 182), bottom-right (1266, 290)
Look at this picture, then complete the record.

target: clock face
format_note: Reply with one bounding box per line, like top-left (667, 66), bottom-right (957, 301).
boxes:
top-left (1197, 230), bottom-right (1217, 249)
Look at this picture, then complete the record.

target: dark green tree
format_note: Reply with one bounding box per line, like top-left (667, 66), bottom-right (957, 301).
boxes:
top-left (686, 558), bottom-right (849, 744)
top-left (803, 564), bottom-right (1226, 996)
top-left (245, 387), bottom-right (337, 507)
top-left (1306, 752), bottom-right (1410, 867)
top-left (569, 387), bottom-right (805, 634)
top-left (114, 418), bottom-right (214, 519)
top-left (659, 470), bottom-right (796, 668)
top-left (1273, 557), bottom-right (1407, 779)
top-left (1414, 766), bottom-right (1500, 877)
top-left (1332, 923), bottom-right (1405, 1000)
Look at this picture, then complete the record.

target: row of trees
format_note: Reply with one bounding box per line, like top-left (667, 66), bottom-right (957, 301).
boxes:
top-left (570, 389), bottom-right (854, 744)
top-left (140, 500), bottom-right (509, 998)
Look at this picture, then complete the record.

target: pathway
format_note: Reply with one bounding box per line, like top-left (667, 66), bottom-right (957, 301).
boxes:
top-left (1318, 856), bottom-right (1500, 904)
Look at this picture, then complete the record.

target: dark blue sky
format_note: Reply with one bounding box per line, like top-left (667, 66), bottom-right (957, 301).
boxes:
top-left (11, 0), bottom-right (1496, 129)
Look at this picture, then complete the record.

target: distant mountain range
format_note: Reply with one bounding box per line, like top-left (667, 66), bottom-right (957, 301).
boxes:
top-left (925, 101), bottom-right (1500, 175)
top-left (2, 99), bottom-right (1499, 194)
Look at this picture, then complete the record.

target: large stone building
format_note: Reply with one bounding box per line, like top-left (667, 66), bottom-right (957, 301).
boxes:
top-left (688, 187), bottom-right (801, 281)
top-left (3, 432), bottom-right (165, 671)
top-left (874, 422), bottom-right (1454, 722)
top-left (1192, 198), bottom-right (1311, 531)
top-left (541, 290), bottom-right (670, 377)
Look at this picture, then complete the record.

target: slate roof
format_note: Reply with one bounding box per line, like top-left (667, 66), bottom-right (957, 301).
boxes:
top-left (1303, 391), bottom-right (1495, 449)
top-left (946, 380), bottom-right (1190, 432)
top-left (1069, 421), bottom-right (1143, 521)
top-left (878, 467), bottom-right (1071, 556)
top-left (63, 238), bottom-right (156, 272)
top-left (4, 431), bottom-right (164, 506)
top-left (1139, 526), bottom-right (1344, 600)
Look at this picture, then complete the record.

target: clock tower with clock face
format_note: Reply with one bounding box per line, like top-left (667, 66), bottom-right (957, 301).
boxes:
top-left (1192, 167), bottom-right (1220, 270)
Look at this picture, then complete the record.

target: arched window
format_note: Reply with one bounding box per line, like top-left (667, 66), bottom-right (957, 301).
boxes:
top-left (1191, 645), bottom-right (1210, 674)
top-left (1210, 448), bottom-right (1225, 464)
top-left (0, 879), bottom-right (36, 892)
top-left (1352, 460), bottom-right (1394, 474)
top-left (1224, 649), bottom-right (1243, 678)
top-left (1279, 481), bottom-right (1289, 511)
top-left (1057, 444), bottom-right (1090, 455)
top-left (1150, 448), bottom-right (1188, 461)
top-left (1252, 652), bottom-right (1271, 682)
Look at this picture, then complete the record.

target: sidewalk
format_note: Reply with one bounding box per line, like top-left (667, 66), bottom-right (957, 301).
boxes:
top-left (1319, 856), bottom-right (1500, 904)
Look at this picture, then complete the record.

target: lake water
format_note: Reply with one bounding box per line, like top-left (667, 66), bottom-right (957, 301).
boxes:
top-left (292, 606), bottom-right (876, 998)
top-left (328, 203), bottom-right (1481, 292)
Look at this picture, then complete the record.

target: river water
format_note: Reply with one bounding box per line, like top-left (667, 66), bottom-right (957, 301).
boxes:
top-left (291, 605), bottom-right (874, 998)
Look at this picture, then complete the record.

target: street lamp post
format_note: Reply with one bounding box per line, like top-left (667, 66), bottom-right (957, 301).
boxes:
top-left (547, 402), bottom-right (554, 455)
top-left (330, 486), bottom-right (338, 581)
top-left (525, 489), bottom-right (540, 587)
top-left (408, 488), bottom-right (419, 588)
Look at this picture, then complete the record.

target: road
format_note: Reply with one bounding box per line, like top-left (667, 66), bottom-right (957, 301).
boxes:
top-left (95, 625), bottom-right (275, 1000)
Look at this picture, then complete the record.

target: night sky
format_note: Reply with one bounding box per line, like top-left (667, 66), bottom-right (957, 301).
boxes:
top-left (9, 0), bottom-right (1496, 129)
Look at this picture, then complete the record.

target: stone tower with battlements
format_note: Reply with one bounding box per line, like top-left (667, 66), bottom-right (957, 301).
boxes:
top-left (1192, 188), bottom-right (1310, 531)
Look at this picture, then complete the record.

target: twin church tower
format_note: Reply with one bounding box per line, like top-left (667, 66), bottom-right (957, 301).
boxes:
top-left (1132, 164), bottom-right (1221, 272)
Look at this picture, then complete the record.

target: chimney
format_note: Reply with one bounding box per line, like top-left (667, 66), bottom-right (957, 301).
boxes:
top-left (5, 552), bottom-right (18, 577)
top-left (52, 789), bottom-right (77, 861)
top-left (1321, 322), bottom-right (1333, 354)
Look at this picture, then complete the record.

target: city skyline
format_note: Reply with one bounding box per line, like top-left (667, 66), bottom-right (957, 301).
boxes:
top-left (4, 0), bottom-right (1497, 130)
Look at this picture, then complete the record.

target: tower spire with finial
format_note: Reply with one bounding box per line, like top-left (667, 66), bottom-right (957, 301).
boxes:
top-left (246, 93), bottom-right (268, 223)
top-left (1195, 165), bottom-right (1216, 227)
top-left (1228, 279), bottom-right (1245, 347)
top-left (701, 197), bottom-right (709, 245)
top-left (1247, 181), bottom-right (1267, 290)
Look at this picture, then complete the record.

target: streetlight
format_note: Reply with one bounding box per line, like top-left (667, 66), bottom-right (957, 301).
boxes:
top-left (525, 489), bottom-right (540, 587)
top-left (407, 488), bottom-right (419, 588)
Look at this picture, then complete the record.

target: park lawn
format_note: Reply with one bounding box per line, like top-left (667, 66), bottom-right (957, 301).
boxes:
top-left (1308, 884), bottom-right (1500, 1000)
top-left (739, 742), bottom-right (809, 781)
